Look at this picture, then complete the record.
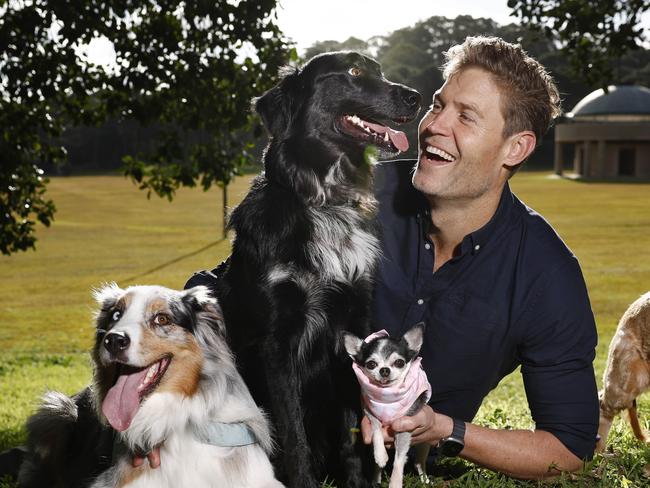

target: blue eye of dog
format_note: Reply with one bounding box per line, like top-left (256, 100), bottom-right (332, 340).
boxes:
top-left (365, 360), bottom-right (377, 370)
top-left (393, 359), bottom-right (405, 368)
top-left (111, 310), bottom-right (121, 322)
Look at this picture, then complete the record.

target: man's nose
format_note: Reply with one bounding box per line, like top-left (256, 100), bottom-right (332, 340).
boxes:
top-left (420, 108), bottom-right (451, 137)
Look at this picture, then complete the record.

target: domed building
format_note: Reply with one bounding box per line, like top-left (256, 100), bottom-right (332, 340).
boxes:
top-left (554, 84), bottom-right (650, 179)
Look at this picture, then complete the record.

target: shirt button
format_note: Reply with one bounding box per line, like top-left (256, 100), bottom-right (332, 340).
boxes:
top-left (474, 244), bottom-right (481, 252)
top-left (424, 243), bottom-right (431, 250)
top-left (417, 299), bottom-right (424, 305)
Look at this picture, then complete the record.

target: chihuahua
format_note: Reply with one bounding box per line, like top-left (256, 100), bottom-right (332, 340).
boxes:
top-left (344, 323), bottom-right (431, 488)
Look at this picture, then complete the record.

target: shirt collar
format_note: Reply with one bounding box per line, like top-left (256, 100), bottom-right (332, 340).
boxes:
top-left (462, 182), bottom-right (515, 255)
top-left (417, 182), bottom-right (516, 256)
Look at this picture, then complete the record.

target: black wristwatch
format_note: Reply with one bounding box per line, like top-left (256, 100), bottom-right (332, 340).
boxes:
top-left (437, 418), bottom-right (466, 457)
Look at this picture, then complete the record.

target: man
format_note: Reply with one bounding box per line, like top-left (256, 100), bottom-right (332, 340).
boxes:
top-left (366, 36), bottom-right (598, 479)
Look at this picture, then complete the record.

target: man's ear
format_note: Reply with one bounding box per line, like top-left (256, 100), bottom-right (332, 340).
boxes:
top-left (503, 131), bottom-right (536, 169)
top-left (253, 67), bottom-right (301, 139)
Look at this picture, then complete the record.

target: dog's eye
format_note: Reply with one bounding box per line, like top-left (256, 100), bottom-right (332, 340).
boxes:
top-left (111, 310), bottom-right (121, 322)
top-left (152, 313), bottom-right (171, 326)
top-left (348, 67), bottom-right (362, 77)
top-left (393, 359), bottom-right (405, 368)
top-left (365, 360), bottom-right (377, 370)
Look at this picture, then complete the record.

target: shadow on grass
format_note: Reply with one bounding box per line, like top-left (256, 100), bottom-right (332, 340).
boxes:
top-left (121, 238), bottom-right (225, 284)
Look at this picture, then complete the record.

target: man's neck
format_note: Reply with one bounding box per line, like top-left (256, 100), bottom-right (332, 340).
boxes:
top-left (427, 186), bottom-right (505, 272)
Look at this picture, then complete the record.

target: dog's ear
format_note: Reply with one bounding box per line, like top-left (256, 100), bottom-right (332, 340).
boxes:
top-left (92, 282), bottom-right (124, 308)
top-left (254, 67), bottom-right (301, 138)
top-left (343, 332), bottom-right (363, 359)
top-left (179, 286), bottom-right (225, 334)
top-left (181, 285), bottom-right (216, 310)
top-left (402, 322), bottom-right (425, 355)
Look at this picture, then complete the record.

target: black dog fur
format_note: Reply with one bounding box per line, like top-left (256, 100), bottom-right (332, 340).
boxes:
top-left (192, 51), bottom-right (421, 487)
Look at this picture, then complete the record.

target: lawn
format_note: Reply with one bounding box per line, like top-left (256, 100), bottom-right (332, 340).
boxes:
top-left (0, 170), bottom-right (649, 487)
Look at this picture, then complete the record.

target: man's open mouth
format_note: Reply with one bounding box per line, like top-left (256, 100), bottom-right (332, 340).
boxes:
top-left (338, 114), bottom-right (410, 153)
top-left (101, 356), bottom-right (172, 432)
top-left (422, 144), bottom-right (457, 165)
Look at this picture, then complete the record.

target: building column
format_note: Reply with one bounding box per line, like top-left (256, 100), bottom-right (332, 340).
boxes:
top-left (582, 141), bottom-right (591, 178)
top-left (597, 140), bottom-right (606, 178)
top-left (554, 141), bottom-right (563, 175)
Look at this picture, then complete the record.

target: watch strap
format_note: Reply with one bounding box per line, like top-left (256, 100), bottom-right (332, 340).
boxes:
top-left (450, 417), bottom-right (466, 441)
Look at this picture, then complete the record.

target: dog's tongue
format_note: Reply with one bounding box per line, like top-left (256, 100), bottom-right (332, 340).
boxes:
top-left (364, 121), bottom-right (409, 152)
top-left (102, 367), bottom-right (148, 432)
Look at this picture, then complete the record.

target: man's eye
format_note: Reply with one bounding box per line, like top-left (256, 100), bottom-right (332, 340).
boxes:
top-left (152, 313), bottom-right (171, 326)
top-left (348, 67), bottom-right (362, 77)
top-left (393, 359), bottom-right (405, 368)
top-left (111, 310), bottom-right (121, 321)
top-left (459, 112), bottom-right (474, 123)
top-left (365, 360), bottom-right (377, 370)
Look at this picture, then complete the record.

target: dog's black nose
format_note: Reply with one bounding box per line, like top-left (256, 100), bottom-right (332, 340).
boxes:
top-left (400, 88), bottom-right (421, 109)
top-left (104, 332), bottom-right (130, 355)
top-left (379, 367), bottom-right (391, 378)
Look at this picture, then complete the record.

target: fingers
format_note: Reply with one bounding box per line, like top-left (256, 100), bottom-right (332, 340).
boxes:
top-left (361, 415), bottom-right (372, 444)
top-left (131, 445), bottom-right (162, 469)
top-left (148, 446), bottom-right (161, 468)
top-left (390, 405), bottom-right (437, 444)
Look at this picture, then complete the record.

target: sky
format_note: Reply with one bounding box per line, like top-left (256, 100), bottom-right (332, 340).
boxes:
top-left (274, 0), bottom-right (519, 52)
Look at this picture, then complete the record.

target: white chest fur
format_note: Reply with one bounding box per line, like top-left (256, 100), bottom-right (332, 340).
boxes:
top-left (306, 205), bottom-right (380, 283)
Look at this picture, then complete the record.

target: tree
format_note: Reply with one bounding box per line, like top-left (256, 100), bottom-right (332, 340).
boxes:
top-left (508, 0), bottom-right (650, 89)
top-left (0, 0), bottom-right (291, 255)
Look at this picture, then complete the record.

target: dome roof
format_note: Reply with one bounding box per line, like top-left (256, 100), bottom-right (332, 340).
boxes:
top-left (569, 85), bottom-right (650, 117)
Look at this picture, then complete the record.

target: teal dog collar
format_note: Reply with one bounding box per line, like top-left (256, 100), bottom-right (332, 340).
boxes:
top-left (198, 422), bottom-right (258, 447)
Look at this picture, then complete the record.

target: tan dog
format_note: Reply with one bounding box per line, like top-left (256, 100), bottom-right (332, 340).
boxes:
top-left (597, 291), bottom-right (650, 451)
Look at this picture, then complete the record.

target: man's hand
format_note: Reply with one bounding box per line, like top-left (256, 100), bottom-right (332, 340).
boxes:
top-left (361, 405), bottom-right (453, 447)
top-left (132, 446), bottom-right (161, 469)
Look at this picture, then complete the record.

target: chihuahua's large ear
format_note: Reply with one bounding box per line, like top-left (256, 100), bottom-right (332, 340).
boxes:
top-left (343, 332), bottom-right (363, 359)
top-left (253, 67), bottom-right (301, 138)
top-left (403, 322), bottom-right (425, 354)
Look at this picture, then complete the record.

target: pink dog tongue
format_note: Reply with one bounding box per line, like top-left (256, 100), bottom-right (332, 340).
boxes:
top-left (102, 368), bottom-right (148, 432)
top-left (364, 121), bottom-right (409, 152)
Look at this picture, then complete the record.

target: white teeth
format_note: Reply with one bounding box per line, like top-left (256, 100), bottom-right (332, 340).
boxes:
top-left (346, 114), bottom-right (368, 130)
top-left (384, 132), bottom-right (389, 142)
top-left (140, 362), bottom-right (159, 388)
top-left (425, 145), bottom-right (455, 162)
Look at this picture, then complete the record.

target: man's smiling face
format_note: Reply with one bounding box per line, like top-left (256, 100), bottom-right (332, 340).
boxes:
top-left (413, 66), bottom-right (512, 202)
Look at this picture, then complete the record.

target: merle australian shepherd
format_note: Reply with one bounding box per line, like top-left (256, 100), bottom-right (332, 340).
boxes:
top-left (189, 51), bottom-right (421, 487)
top-left (18, 285), bottom-right (283, 488)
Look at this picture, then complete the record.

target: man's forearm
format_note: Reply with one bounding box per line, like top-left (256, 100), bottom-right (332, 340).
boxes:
top-left (387, 406), bottom-right (585, 480)
top-left (460, 422), bottom-right (584, 479)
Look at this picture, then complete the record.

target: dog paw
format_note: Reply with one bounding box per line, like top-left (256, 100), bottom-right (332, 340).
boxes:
top-left (374, 448), bottom-right (389, 468)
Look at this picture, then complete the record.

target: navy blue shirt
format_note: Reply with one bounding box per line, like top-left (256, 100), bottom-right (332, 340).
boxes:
top-left (373, 160), bottom-right (599, 460)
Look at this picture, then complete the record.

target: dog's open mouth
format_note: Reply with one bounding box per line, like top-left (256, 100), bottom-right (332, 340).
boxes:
top-left (101, 356), bottom-right (172, 432)
top-left (339, 114), bottom-right (409, 153)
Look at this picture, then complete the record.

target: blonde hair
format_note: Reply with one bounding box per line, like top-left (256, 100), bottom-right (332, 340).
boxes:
top-left (443, 36), bottom-right (561, 144)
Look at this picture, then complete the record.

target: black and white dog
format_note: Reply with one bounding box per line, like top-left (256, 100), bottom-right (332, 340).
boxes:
top-left (18, 285), bottom-right (283, 488)
top-left (344, 324), bottom-right (431, 488)
top-left (190, 51), bottom-right (421, 487)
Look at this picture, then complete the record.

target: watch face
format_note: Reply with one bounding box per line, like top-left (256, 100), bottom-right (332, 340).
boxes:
top-left (440, 437), bottom-right (464, 457)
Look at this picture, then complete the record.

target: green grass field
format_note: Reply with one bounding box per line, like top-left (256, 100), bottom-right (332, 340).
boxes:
top-left (1, 170), bottom-right (649, 487)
